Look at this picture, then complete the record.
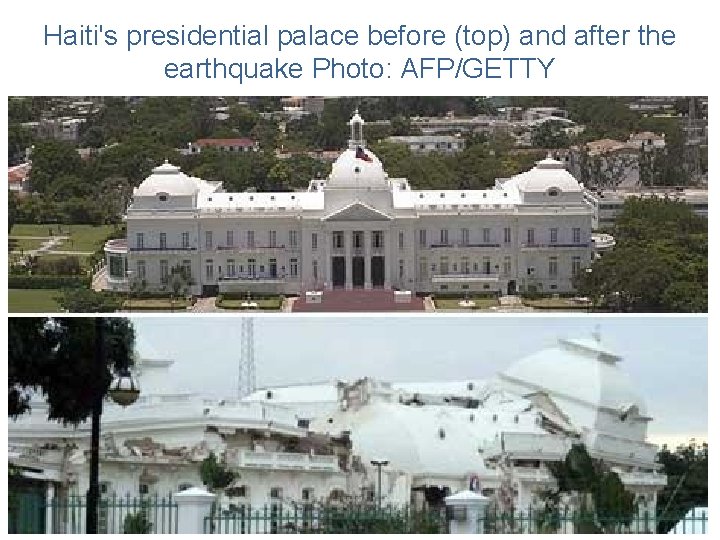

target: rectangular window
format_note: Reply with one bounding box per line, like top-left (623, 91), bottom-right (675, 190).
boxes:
top-left (290, 258), bottom-right (298, 278)
top-left (247, 230), bottom-right (255, 249)
top-left (136, 232), bottom-right (144, 249)
top-left (353, 231), bottom-right (363, 249)
top-left (205, 260), bottom-right (214, 280)
top-left (527, 228), bottom-right (535, 245)
top-left (503, 256), bottom-right (512, 276)
top-left (573, 227), bottom-right (582, 244)
top-left (269, 230), bottom-right (277, 248)
top-left (312, 260), bottom-right (318, 280)
top-left (419, 229), bottom-right (427, 247)
top-left (572, 256), bottom-right (582, 276)
top-left (289, 230), bottom-right (298, 248)
top-left (439, 257), bottom-right (449, 274)
top-left (399, 259), bottom-right (405, 279)
top-left (461, 228), bottom-right (470, 246)
top-left (247, 258), bottom-right (256, 277)
top-left (440, 229), bottom-right (449, 245)
top-left (333, 231), bottom-right (344, 249)
top-left (205, 231), bottom-right (213, 249)
top-left (550, 228), bottom-right (558, 244)
top-left (503, 227), bottom-right (511, 244)
top-left (398, 231), bottom-right (404, 250)
top-left (483, 228), bottom-right (491, 244)
top-left (160, 260), bottom-right (169, 284)
top-left (181, 232), bottom-right (190, 249)
top-left (372, 231), bottom-right (384, 249)
top-left (136, 260), bottom-right (146, 280)
top-left (419, 258), bottom-right (428, 279)
top-left (483, 257), bottom-right (491, 274)
top-left (269, 258), bottom-right (277, 278)
top-left (226, 230), bottom-right (234, 247)
top-left (311, 233), bottom-right (318, 250)
top-left (159, 232), bottom-right (166, 250)
top-left (461, 257), bottom-right (470, 274)
top-left (182, 260), bottom-right (192, 279)
top-left (549, 257), bottom-right (558, 277)
top-left (227, 259), bottom-right (236, 277)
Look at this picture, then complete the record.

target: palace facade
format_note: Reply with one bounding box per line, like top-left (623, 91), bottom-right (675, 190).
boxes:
top-left (104, 113), bottom-right (593, 297)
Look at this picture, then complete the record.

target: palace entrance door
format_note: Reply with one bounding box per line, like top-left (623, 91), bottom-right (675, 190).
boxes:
top-left (331, 257), bottom-right (345, 288)
top-left (371, 256), bottom-right (385, 288)
top-left (352, 256), bottom-right (365, 288)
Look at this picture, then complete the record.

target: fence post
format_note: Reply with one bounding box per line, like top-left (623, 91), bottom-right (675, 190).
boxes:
top-left (174, 487), bottom-right (216, 534)
top-left (444, 490), bottom-right (490, 534)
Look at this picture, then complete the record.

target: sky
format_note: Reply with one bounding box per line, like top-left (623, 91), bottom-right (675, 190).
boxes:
top-left (131, 315), bottom-right (707, 447)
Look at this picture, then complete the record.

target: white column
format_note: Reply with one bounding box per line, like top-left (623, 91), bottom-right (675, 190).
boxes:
top-left (174, 487), bottom-right (217, 535)
top-left (383, 229), bottom-right (391, 290)
top-left (445, 490), bottom-right (490, 534)
top-left (364, 230), bottom-right (371, 289)
top-left (324, 230), bottom-right (331, 290)
top-left (45, 483), bottom-right (55, 533)
top-left (345, 231), bottom-right (352, 289)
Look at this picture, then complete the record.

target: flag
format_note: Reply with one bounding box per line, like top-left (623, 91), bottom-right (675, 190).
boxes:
top-left (355, 146), bottom-right (372, 162)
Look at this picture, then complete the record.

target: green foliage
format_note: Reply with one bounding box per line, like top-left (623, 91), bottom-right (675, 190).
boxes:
top-left (200, 452), bottom-right (237, 491)
top-left (56, 288), bottom-right (123, 313)
top-left (29, 139), bottom-right (84, 194)
top-left (530, 121), bottom-right (570, 149)
top-left (33, 255), bottom-right (83, 276)
top-left (545, 444), bottom-right (636, 533)
top-left (8, 275), bottom-right (90, 289)
top-left (656, 441), bottom-right (708, 534)
top-left (122, 501), bottom-right (153, 534)
top-left (8, 318), bottom-right (135, 423)
top-left (574, 198), bottom-right (707, 312)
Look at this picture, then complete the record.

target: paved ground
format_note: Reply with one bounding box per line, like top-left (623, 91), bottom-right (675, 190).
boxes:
top-left (292, 289), bottom-right (426, 312)
top-left (190, 297), bottom-right (223, 313)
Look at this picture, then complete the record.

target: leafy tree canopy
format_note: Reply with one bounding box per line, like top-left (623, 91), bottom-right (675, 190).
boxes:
top-left (8, 318), bottom-right (135, 424)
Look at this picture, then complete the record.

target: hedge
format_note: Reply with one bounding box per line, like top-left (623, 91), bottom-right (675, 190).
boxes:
top-left (9, 275), bottom-right (91, 290)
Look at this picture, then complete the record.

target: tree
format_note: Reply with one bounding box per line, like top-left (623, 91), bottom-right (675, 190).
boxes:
top-left (8, 317), bottom-right (135, 424)
top-left (574, 198), bottom-right (707, 312)
top-left (200, 452), bottom-right (237, 492)
top-left (545, 444), bottom-right (636, 533)
top-left (656, 441), bottom-right (708, 533)
top-left (530, 121), bottom-right (569, 149)
top-left (28, 139), bottom-right (84, 194)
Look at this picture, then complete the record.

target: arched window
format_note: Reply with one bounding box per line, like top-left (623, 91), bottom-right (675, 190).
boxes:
top-left (547, 187), bottom-right (560, 197)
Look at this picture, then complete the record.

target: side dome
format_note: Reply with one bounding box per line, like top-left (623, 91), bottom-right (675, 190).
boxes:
top-left (514, 156), bottom-right (582, 194)
top-left (134, 161), bottom-right (199, 197)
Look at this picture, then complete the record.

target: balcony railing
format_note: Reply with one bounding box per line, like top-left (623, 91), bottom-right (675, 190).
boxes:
top-left (236, 450), bottom-right (339, 472)
top-left (219, 274), bottom-right (288, 282)
top-left (520, 243), bottom-right (590, 249)
top-left (429, 243), bottom-right (501, 249)
top-left (129, 246), bottom-right (196, 252)
top-left (431, 272), bottom-right (501, 283)
top-left (214, 244), bottom-right (295, 252)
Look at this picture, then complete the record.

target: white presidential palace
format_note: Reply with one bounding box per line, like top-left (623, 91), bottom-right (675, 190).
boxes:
top-left (104, 113), bottom-right (593, 298)
top-left (9, 332), bottom-right (666, 533)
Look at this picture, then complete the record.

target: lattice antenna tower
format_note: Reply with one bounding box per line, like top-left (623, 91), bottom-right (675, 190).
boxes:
top-left (238, 317), bottom-right (257, 399)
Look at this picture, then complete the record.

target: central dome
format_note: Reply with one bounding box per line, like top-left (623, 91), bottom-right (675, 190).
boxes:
top-left (327, 147), bottom-right (388, 188)
top-left (325, 111), bottom-right (389, 189)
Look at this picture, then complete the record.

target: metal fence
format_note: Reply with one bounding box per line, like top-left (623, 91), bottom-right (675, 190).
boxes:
top-left (9, 493), bottom-right (178, 534)
top-left (204, 504), bottom-right (448, 534)
top-left (480, 508), bottom-right (709, 534)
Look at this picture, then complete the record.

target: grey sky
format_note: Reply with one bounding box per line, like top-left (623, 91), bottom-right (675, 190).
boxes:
top-left (131, 315), bottom-right (707, 444)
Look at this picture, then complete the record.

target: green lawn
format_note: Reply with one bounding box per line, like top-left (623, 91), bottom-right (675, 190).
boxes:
top-left (123, 298), bottom-right (193, 311)
top-left (433, 297), bottom-right (499, 310)
top-left (9, 237), bottom-right (47, 252)
top-left (8, 289), bottom-right (62, 313)
top-left (216, 297), bottom-right (283, 310)
top-left (10, 224), bottom-right (118, 252)
top-left (522, 297), bottom-right (595, 310)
